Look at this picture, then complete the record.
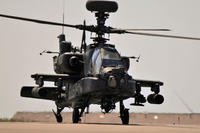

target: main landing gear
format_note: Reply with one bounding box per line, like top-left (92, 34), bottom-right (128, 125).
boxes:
top-left (52, 102), bottom-right (129, 124)
top-left (52, 106), bottom-right (85, 124)
top-left (72, 107), bottom-right (85, 123)
top-left (119, 100), bottom-right (129, 125)
top-left (52, 107), bottom-right (64, 123)
top-left (72, 108), bottom-right (80, 123)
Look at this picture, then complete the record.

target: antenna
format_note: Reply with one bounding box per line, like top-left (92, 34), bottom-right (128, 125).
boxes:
top-left (62, 0), bottom-right (65, 34)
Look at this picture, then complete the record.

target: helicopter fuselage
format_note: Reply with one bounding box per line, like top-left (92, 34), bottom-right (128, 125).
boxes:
top-left (53, 43), bottom-right (137, 110)
top-left (21, 40), bottom-right (163, 116)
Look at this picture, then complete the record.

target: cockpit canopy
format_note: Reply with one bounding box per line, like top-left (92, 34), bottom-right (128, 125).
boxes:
top-left (86, 46), bottom-right (123, 76)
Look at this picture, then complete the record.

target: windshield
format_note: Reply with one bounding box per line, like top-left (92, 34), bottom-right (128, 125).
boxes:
top-left (90, 47), bottom-right (122, 75)
top-left (91, 48), bottom-right (102, 75)
top-left (103, 49), bottom-right (121, 60)
top-left (102, 48), bottom-right (122, 67)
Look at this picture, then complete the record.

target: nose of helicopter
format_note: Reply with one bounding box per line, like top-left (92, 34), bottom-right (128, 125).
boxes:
top-left (103, 67), bottom-right (136, 94)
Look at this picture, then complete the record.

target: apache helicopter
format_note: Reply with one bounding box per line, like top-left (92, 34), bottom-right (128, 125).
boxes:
top-left (1, 0), bottom-right (200, 124)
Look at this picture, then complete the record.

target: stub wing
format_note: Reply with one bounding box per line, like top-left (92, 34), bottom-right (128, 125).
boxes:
top-left (30, 73), bottom-right (82, 87)
top-left (131, 79), bottom-right (164, 105)
top-left (135, 79), bottom-right (163, 88)
top-left (20, 73), bottom-right (81, 101)
top-left (31, 73), bottom-right (81, 83)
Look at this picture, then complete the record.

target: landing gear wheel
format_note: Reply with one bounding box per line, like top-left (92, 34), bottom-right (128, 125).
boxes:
top-left (120, 109), bottom-right (129, 125)
top-left (120, 100), bottom-right (129, 125)
top-left (52, 107), bottom-right (64, 123)
top-left (56, 114), bottom-right (63, 123)
top-left (72, 108), bottom-right (80, 123)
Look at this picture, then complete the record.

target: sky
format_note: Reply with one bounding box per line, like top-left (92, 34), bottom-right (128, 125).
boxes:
top-left (0, 0), bottom-right (200, 118)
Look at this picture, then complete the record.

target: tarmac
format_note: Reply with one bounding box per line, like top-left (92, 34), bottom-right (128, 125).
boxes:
top-left (0, 122), bottom-right (200, 133)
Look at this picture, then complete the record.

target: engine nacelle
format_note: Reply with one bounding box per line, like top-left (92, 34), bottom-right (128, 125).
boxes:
top-left (58, 34), bottom-right (72, 54)
top-left (147, 94), bottom-right (164, 104)
top-left (21, 86), bottom-right (59, 100)
top-left (53, 53), bottom-right (83, 75)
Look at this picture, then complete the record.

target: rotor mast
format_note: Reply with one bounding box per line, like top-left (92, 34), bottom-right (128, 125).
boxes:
top-left (93, 12), bottom-right (110, 43)
top-left (86, 0), bottom-right (118, 44)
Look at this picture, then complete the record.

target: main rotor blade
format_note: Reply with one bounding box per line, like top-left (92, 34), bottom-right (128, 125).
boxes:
top-left (125, 31), bottom-right (200, 40)
top-left (0, 13), bottom-right (78, 28)
top-left (124, 29), bottom-right (171, 31)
